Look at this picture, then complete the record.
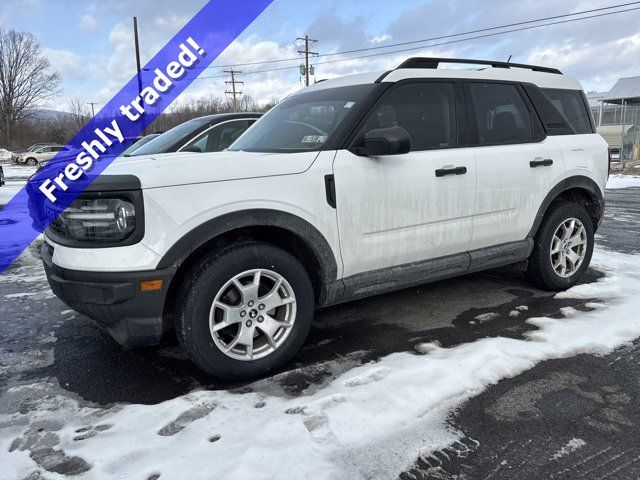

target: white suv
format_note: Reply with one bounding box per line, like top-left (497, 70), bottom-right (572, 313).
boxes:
top-left (41, 57), bottom-right (608, 379)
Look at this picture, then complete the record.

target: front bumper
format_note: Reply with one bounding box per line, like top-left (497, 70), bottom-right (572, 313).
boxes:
top-left (41, 243), bottom-right (176, 347)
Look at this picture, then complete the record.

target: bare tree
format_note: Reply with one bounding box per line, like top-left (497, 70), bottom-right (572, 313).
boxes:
top-left (0, 29), bottom-right (61, 147)
top-left (68, 97), bottom-right (89, 131)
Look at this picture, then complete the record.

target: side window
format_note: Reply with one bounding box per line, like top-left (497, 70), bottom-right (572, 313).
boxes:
top-left (468, 83), bottom-right (533, 145)
top-left (184, 120), bottom-right (251, 152)
top-left (541, 88), bottom-right (593, 134)
top-left (363, 82), bottom-right (458, 151)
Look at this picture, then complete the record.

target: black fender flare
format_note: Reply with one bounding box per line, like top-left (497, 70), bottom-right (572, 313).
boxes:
top-left (528, 175), bottom-right (605, 238)
top-left (156, 209), bottom-right (339, 284)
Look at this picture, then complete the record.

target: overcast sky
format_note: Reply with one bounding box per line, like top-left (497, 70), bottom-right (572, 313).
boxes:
top-left (2, 0), bottom-right (640, 112)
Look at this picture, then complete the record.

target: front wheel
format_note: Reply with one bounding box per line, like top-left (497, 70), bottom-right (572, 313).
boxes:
top-left (526, 202), bottom-right (594, 291)
top-left (27, 158), bottom-right (37, 166)
top-left (176, 242), bottom-right (314, 380)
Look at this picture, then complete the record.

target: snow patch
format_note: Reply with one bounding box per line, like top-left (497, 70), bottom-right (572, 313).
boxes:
top-left (606, 174), bottom-right (640, 190)
top-left (550, 438), bottom-right (586, 460)
top-left (474, 312), bottom-right (499, 322)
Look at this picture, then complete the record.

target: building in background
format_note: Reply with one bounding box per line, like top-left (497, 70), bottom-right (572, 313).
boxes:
top-left (589, 77), bottom-right (640, 165)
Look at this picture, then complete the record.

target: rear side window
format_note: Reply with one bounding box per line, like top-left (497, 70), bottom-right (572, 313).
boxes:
top-left (468, 83), bottom-right (533, 145)
top-left (364, 82), bottom-right (458, 151)
top-left (541, 88), bottom-right (593, 134)
top-left (184, 120), bottom-right (252, 152)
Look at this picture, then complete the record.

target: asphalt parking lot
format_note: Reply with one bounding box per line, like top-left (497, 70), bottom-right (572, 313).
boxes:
top-left (1, 166), bottom-right (639, 478)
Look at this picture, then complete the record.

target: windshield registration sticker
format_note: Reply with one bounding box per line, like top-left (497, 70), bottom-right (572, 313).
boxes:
top-left (301, 135), bottom-right (327, 144)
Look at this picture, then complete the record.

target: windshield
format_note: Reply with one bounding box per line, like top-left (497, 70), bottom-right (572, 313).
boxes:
top-left (129, 118), bottom-right (209, 156)
top-left (229, 84), bottom-right (375, 152)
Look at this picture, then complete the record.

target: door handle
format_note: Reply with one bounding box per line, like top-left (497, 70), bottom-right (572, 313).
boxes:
top-left (435, 166), bottom-right (467, 177)
top-left (530, 158), bottom-right (553, 168)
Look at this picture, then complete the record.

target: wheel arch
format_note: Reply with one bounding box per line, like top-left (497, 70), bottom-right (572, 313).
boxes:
top-left (528, 175), bottom-right (605, 238)
top-left (159, 209), bottom-right (339, 326)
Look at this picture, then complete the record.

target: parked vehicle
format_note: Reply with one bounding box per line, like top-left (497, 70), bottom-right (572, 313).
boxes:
top-left (17, 145), bottom-right (72, 166)
top-left (120, 133), bottom-right (162, 156)
top-left (11, 143), bottom-right (50, 164)
top-left (40, 57), bottom-right (608, 380)
top-left (123, 112), bottom-right (262, 156)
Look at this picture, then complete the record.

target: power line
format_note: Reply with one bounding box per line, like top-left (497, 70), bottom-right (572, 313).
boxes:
top-left (188, 1), bottom-right (640, 71)
top-left (193, 5), bottom-right (640, 80)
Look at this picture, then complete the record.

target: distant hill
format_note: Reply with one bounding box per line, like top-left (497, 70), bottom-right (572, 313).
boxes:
top-left (28, 109), bottom-right (75, 121)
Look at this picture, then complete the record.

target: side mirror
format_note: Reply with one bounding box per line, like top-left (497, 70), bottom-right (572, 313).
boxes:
top-left (351, 126), bottom-right (410, 156)
top-left (181, 145), bottom-right (202, 153)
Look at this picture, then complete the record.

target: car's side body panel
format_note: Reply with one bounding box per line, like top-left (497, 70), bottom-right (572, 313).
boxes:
top-left (333, 147), bottom-right (477, 277)
top-left (472, 138), bottom-right (565, 249)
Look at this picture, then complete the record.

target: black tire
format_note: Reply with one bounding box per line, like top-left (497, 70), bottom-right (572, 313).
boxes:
top-left (27, 158), bottom-right (37, 166)
top-left (176, 242), bottom-right (314, 380)
top-left (526, 201), bottom-right (594, 291)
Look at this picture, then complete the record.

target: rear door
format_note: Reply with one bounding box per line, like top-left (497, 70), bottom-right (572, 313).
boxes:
top-left (466, 81), bottom-right (564, 249)
top-left (333, 80), bottom-right (477, 277)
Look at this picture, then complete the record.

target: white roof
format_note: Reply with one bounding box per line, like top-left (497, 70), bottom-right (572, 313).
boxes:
top-left (304, 65), bottom-right (582, 93)
top-left (601, 76), bottom-right (640, 104)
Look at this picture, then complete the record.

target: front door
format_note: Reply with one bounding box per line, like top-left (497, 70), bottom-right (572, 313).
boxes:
top-left (333, 81), bottom-right (477, 278)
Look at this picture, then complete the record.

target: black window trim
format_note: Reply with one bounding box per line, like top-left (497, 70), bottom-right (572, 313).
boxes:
top-left (343, 78), bottom-right (470, 152)
top-left (579, 90), bottom-right (596, 133)
top-left (463, 79), bottom-right (546, 148)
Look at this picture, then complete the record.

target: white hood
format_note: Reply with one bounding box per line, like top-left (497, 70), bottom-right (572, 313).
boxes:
top-left (104, 150), bottom-right (320, 189)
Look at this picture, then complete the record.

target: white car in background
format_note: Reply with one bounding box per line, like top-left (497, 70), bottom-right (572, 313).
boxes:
top-left (17, 145), bottom-right (72, 166)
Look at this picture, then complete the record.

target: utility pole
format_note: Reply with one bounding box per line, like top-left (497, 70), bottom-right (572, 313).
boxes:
top-left (297, 35), bottom-right (318, 87)
top-left (224, 69), bottom-right (243, 112)
top-left (133, 17), bottom-right (142, 95)
top-left (87, 102), bottom-right (98, 117)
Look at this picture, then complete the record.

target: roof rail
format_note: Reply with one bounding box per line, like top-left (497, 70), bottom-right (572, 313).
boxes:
top-left (396, 57), bottom-right (562, 75)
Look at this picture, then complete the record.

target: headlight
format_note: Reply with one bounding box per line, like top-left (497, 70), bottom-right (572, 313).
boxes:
top-left (45, 192), bottom-right (144, 246)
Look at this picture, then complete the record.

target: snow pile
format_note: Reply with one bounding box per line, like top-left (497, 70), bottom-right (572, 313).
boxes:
top-left (2, 164), bottom-right (37, 180)
top-left (0, 148), bottom-right (11, 161)
top-left (606, 174), bottom-right (640, 189)
top-left (2, 249), bottom-right (640, 479)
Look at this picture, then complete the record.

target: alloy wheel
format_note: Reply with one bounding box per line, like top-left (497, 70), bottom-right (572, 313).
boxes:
top-left (550, 218), bottom-right (588, 278)
top-left (209, 269), bottom-right (297, 361)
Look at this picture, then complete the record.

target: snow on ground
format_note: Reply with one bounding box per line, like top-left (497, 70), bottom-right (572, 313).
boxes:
top-left (606, 174), bottom-right (640, 189)
top-left (0, 180), bottom-right (24, 205)
top-left (2, 164), bottom-right (37, 180)
top-left (2, 248), bottom-right (640, 479)
top-left (549, 438), bottom-right (586, 461)
top-left (0, 165), bottom-right (36, 205)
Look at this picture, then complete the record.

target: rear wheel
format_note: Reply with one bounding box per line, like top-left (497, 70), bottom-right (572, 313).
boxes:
top-left (176, 242), bottom-right (314, 380)
top-left (526, 202), bottom-right (594, 291)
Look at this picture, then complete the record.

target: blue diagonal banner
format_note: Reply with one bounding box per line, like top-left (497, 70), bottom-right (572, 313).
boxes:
top-left (0, 0), bottom-right (273, 274)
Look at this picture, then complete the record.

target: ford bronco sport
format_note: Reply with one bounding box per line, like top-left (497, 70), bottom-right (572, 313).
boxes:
top-left (41, 57), bottom-right (608, 379)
